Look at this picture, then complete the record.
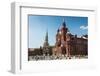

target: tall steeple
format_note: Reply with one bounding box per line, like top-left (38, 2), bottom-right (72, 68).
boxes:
top-left (43, 30), bottom-right (49, 56)
top-left (43, 30), bottom-right (49, 47)
top-left (45, 30), bottom-right (48, 43)
top-left (60, 18), bottom-right (68, 41)
top-left (62, 18), bottom-right (66, 27)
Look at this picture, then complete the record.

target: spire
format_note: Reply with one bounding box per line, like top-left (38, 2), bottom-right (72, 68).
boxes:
top-left (43, 30), bottom-right (49, 47)
top-left (43, 30), bottom-right (49, 56)
top-left (45, 29), bottom-right (48, 42)
top-left (62, 18), bottom-right (66, 27)
top-left (57, 28), bottom-right (59, 33)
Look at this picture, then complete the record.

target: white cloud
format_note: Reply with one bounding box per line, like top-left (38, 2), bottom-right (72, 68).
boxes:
top-left (80, 25), bottom-right (88, 30)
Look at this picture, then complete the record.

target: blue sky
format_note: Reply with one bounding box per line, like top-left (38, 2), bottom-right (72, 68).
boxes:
top-left (28, 15), bottom-right (88, 48)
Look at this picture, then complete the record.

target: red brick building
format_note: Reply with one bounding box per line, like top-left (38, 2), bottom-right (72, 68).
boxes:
top-left (52, 19), bottom-right (88, 58)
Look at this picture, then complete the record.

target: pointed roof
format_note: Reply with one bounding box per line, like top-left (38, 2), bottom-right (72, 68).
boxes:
top-left (62, 18), bottom-right (66, 27)
top-left (45, 30), bottom-right (48, 42)
top-left (57, 28), bottom-right (60, 33)
top-left (43, 30), bottom-right (49, 47)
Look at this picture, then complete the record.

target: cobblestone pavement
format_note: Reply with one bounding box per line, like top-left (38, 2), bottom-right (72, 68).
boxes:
top-left (28, 55), bottom-right (88, 61)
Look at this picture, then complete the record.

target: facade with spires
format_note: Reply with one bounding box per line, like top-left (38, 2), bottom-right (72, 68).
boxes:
top-left (52, 19), bottom-right (88, 58)
top-left (28, 18), bottom-right (88, 61)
